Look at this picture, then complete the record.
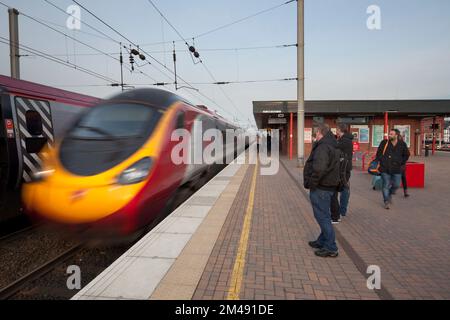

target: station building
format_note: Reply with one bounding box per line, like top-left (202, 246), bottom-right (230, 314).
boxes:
top-left (253, 100), bottom-right (450, 157)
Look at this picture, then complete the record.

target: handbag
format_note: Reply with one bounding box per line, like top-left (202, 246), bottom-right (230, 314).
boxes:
top-left (368, 141), bottom-right (388, 176)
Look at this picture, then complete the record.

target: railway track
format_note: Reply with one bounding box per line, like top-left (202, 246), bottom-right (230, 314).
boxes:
top-left (0, 244), bottom-right (83, 300)
top-left (0, 224), bottom-right (39, 243)
top-left (0, 164), bottom-right (228, 300)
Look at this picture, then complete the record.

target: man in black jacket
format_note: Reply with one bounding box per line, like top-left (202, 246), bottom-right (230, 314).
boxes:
top-left (304, 124), bottom-right (340, 258)
top-left (376, 129), bottom-right (410, 209)
top-left (331, 124), bottom-right (353, 224)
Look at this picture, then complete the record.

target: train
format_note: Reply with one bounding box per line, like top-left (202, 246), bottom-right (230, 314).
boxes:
top-left (1, 75), bottom-right (246, 234)
top-left (0, 75), bottom-right (100, 223)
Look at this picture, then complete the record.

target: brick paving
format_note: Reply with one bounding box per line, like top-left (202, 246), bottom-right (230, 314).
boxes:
top-left (327, 152), bottom-right (450, 299)
top-left (192, 152), bottom-right (450, 300)
top-left (193, 160), bottom-right (378, 300)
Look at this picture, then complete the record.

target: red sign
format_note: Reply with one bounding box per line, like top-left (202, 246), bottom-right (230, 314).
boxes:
top-left (5, 119), bottom-right (14, 138)
top-left (5, 119), bottom-right (13, 130)
top-left (353, 141), bottom-right (360, 152)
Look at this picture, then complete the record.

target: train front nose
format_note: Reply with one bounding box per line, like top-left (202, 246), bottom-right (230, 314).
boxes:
top-left (23, 179), bottom-right (144, 224)
top-left (23, 100), bottom-right (164, 228)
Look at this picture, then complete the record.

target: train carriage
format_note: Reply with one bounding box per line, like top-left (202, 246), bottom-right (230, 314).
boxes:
top-left (1, 76), bottom-right (245, 235)
top-left (0, 75), bottom-right (100, 222)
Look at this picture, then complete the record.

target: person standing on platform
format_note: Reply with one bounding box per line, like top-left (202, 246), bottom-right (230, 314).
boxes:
top-left (304, 124), bottom-right (340, 258)
top-left (398, 131), bottom-right (410, 198)
top-left (331, 123), bottom-right (354, 224)
top-left (256, 131), bottom-right (261, 154)
top-left (376, 129), bottom-right (410, 209)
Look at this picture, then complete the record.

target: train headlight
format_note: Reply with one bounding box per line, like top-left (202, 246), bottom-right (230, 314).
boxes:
top-left (31, 169), bottom-right (55, 182)
top-left (117, 157), bottom-right (153, 185)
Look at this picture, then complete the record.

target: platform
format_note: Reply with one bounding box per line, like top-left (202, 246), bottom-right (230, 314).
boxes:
top-left (73, 151), bottom-right (450, 300)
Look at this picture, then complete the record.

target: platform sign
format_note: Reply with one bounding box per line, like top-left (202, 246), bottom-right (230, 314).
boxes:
top-left (395, 125), bottom-right (411, 147)
top-left (268, 118), bottom-right (287, 124)
top-left (304, 128), bottom-right (312, 143)
top-left (372, 125), bottom-right (384, 147)
top-left (359, 127), bottom-right (370, 143)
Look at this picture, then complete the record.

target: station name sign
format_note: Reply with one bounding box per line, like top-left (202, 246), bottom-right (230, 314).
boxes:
top-left (262, 110), bottom-right (282, 114)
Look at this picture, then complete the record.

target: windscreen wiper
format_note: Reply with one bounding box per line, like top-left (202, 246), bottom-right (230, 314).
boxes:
top-left (76, 125), bottom-right (116, 140)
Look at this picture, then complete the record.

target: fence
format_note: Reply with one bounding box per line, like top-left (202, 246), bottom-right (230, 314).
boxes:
top-left (353, 151), bottom-right (376, 171)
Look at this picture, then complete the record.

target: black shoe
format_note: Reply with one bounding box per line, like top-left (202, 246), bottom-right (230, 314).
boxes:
top-left (315, 248), bottom-right (339, 258)
top-left (404, 192), bottom-right (410, 198)
top-left (331, 219), bottom-right (340, 225)
top-left (308, 241), bottom-right (323, 249)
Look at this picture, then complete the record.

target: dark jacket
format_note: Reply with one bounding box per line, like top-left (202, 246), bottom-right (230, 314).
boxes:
top-left (337, 132), bottom-right (354, 173)
top-left (304, 131), bottom-right (340, 191)
top-left (376, 139), bottom-right (410, 174)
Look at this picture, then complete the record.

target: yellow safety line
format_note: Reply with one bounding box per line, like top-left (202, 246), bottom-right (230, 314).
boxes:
top-left (227, 162), bottom-right (259, 300)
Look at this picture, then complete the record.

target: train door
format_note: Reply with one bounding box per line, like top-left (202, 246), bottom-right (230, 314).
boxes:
top-left (13, 96), bottom-right (54, 182)
top-left (0, 96), bottom-right (8, 210)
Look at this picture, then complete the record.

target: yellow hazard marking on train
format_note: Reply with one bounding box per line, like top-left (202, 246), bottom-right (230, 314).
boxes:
top-left (227, 162), bottom-right (258, 300)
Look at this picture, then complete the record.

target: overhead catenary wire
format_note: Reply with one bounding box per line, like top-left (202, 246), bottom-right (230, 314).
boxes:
top-left (42, 0), bottom-right (160, 84)
top-left (42, 0), bottom-right (121, 44)
top-left (34, 14), bottom-right (115, 42)
top-left (70, 0), bottom-right (199, 89)
top-left (195, 0), bottom-right (297, 39)
top-left (22, 43), bottom-right (297, 57)
top-left (146, 0), bottom-right (248, 123)
top-left (0, 36), bottom-right (117, 83)
top-left (70, 0), bottom-right (234, 119)
top-left (55, 77), bottom-right (298, 88)
top-left (139, 0), bottom-right (297, 46)
top-left (0, 0), bottom-right (159, 84)
top-left (22, 10), bottom-right (159, 83)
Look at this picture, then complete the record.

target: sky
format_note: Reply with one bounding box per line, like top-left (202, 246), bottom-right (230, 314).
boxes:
top-left (1, 0), bottom-right (450, 126)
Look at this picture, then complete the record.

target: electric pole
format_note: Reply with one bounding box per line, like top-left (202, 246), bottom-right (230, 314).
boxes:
top-left (9, 8), bottom-right (20, 79)
top-left (119, 44), bottom-right (124, 91)
top-left (297, 0), bottom-right (305, 166)
top-left (173, 41), bottom-right (178, 90)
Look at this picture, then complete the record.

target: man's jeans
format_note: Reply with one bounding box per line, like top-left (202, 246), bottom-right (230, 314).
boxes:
top-left (331, 185), bottom-right (350, 220)
top-left (381, 173), bottom-right (402, 203)
top-left (310, 189), bottom-right (338, 252)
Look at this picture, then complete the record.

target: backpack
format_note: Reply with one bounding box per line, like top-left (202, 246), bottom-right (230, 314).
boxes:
top-left (322, 145), bottom-right (344, 189)
top-left (368, 141), bottom-right (388, 176)
top-left (337, 149), bottom-right (350, 191)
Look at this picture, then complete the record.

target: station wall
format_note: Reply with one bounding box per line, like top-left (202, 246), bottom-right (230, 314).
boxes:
top-left (260, 114), bottom-right (423, 157)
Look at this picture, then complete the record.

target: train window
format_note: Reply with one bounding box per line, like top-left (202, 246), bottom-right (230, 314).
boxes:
top-left (25, 110), bottom-right (43, 136)
top-left (176, 112), bottom-right (185, 129)
top-left (70, 103), bottom-right (162, 139)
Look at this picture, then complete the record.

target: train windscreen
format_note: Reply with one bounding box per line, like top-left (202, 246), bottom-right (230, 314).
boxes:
top-left (60, 103), bottom-right (163, 176)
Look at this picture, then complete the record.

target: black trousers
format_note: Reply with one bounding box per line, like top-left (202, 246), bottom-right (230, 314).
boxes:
top-left (402, 170), bottom-right (408, 191)
top-left (331, 171), bottom-right (351, 221)
top-left (331, 192), bottom-right (340, 221)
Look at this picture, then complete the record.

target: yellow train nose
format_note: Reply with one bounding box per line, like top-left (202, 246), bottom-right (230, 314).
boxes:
top-left (22, 180), bottom-right (145, 224)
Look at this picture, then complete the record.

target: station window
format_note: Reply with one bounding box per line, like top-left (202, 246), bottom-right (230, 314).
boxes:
top-left (25, 110), bottom-right (43, 136)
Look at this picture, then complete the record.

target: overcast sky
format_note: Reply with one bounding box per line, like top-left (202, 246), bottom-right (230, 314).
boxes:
top-left (1, 0), bottom-right (450, 125)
